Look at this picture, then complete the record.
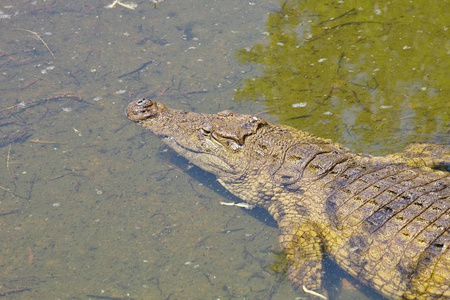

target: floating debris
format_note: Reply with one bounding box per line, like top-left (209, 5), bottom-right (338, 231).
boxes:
top-left (220, 201), bottom-right (254, 210)
top-left (41, 65), bottom-right (55, 74)
top-left (292, 102), bottom-right (307, 108)
top-left (152, 0), bottom-right (164, 8)
top-left (105, 0), bottom-right (137, 10)
top-left (0, 10), bottom-right (11, 19)
top-left (303, 285), bottom-right (327, 299)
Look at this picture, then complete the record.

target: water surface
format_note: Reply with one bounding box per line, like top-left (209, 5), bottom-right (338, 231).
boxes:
top-left (0, 0), bottom-right (448, 299)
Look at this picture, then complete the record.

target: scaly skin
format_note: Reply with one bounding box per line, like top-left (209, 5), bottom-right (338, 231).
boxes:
top-left (388, 143), bottom-right (450, 172)
top-left (127, 98), bottom-right (450, 299)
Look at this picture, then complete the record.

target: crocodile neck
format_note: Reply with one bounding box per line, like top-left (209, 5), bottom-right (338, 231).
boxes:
top-left (216, 126), bottom-right (360, 223)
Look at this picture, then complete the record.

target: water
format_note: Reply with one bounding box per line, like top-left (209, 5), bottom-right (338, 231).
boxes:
top-left (0, 0), bottom-right (447, 299)
top-left (235, 0), bottom-right (449, 154)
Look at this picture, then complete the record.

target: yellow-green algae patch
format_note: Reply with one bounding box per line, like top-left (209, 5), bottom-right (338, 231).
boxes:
top-left (235, 0), bottom-right (449, 154)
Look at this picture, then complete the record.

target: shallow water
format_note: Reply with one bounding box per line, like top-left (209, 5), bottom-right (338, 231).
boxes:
top-left (0, 0), bottom-right (447, 299)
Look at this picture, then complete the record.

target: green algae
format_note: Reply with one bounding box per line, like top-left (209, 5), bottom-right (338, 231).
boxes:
top-left (235, 0), bottom-right (449, 153)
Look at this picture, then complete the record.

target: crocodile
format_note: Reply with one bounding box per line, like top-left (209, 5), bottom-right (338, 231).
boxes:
top-left (388, 143), bottom-right (450, 172)
top-left (126, 98), bottom-right (449, 299)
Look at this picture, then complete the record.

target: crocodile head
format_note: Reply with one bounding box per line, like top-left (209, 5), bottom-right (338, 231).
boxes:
top-left (126, 98), bottom-right (268, 179)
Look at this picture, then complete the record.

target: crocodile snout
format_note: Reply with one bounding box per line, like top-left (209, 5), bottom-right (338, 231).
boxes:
top-left (127, 98), bottom-right (160, 121)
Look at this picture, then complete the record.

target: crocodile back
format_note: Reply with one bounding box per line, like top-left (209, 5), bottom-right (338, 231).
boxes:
top-left (325, 161), bottom-right (449, 298)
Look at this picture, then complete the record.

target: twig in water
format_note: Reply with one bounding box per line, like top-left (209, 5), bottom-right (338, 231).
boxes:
top-left (220, 201), bottom-right (254, 210)
top-left (17, 28), bottom-right (55, 60)
top-left (302, 285), bottom-right (327, 299)
top-left (105, 0), bottom-right (137, 10)
top-left (0, 185), bottom-right (10, 192)
top-left (6, 145), bottom-right (11, 173)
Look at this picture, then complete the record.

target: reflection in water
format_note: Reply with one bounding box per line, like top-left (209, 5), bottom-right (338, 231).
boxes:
top-left (235, 0), bottom-right (449, 153)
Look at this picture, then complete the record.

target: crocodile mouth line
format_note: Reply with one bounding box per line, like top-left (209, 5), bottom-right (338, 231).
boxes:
top-left (161, 135), bottom-right (206, 155)
top-left (161, 135), bottom-right (237, 174)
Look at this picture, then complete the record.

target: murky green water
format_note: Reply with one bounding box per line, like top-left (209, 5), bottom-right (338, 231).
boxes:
top-left (235, 0), bottom-right (449, 154)
top-left (0, 0), bottom-right (447, 299)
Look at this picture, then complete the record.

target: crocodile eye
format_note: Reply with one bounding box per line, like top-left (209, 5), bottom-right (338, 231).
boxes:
top-left (200, 125), bottom-right (212, 136)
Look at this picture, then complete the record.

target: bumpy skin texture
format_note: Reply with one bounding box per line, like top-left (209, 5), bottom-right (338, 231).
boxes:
top-left (387, 143), bottom-right (450, 172)
top-left (127, 99), bottom-right (450, 299)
